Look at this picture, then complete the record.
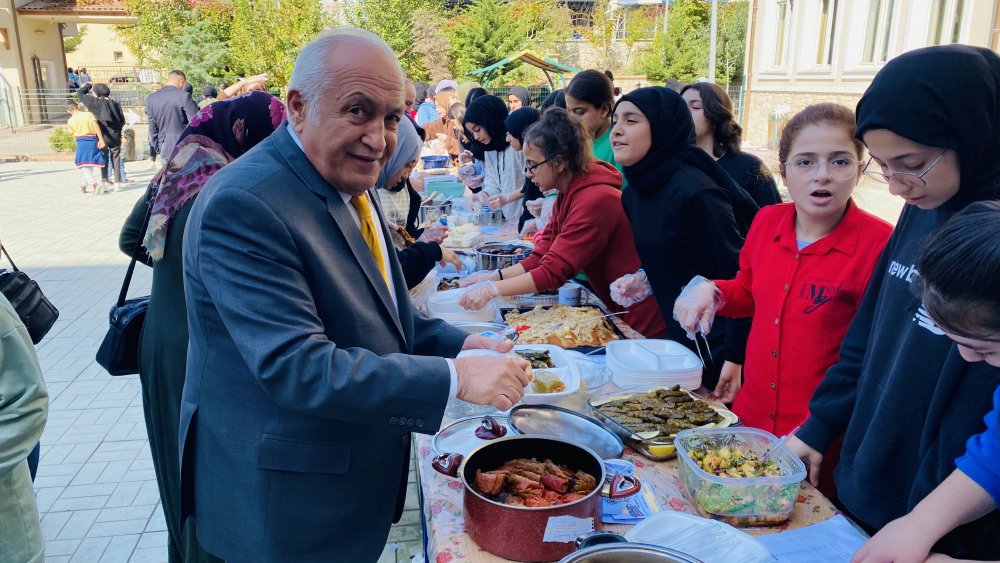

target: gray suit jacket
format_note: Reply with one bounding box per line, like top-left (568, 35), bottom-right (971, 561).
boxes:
top-left (180, 124), bottom-right (467, 562)
top-left (145, 85), bottom-right (199, 160)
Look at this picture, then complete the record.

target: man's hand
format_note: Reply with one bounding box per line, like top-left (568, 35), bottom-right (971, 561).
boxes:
top-left (438, 247), bottom-right (463, 273)
top-left (712, 361), bottom-right (742, 403)
top-left (851, 514), bottom-right (938, 563)
top-left (787, 435), bottom-right (823, 487)
top-left (454, 355), bottom-right (531, 410)
top-left (462, 334), bottom-right (514, 353)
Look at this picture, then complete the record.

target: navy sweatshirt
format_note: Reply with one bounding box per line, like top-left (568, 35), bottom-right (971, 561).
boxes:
top-left (799, 204), bottom-right (1000, 558)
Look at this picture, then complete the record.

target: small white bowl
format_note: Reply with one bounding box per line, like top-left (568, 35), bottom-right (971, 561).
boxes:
top-left (521, 367), bottom-right (580, 406)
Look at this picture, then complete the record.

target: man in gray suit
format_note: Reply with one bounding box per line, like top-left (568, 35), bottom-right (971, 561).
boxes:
top-left (145, 69), bottom-right (199, 163)
top-left (180, 29), bottom-right (531, 562)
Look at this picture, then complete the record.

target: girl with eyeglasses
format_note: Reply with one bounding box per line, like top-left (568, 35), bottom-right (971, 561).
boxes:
top-left (608, 86), bottom-right (758, 393)
top-left (457, 108), bottom-right (667, 340)
top-left (673, 103), bottom-right (891, 444)
top-left (784, 46), bottom-right (1000, 559)
top-left (853, 201), bottom-right (1000, 563)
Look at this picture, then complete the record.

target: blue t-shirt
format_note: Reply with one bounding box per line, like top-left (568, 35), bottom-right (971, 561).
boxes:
top-left (956, 385), bottom-right (1000, 505)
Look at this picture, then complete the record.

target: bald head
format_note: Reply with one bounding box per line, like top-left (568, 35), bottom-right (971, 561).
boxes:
top-left (286, 27), bottom-right (408, 195)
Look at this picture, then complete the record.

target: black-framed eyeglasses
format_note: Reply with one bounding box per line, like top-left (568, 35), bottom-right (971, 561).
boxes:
top-left (863, 149), bottom-right (948, 188)
top-left (524, 158), bottom-right (551, 175)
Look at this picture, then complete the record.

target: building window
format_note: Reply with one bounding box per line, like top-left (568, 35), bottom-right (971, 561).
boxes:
top-left (929, 0), bottom-right (965, 45)
top-left (862, 0), bottom-right (895, 64)
top-left (773, 1), bottom-right (791, 67)
top-left (113, 51), bottom-right (124, 62)
top-left (815, 0), bottom-right (838, 65)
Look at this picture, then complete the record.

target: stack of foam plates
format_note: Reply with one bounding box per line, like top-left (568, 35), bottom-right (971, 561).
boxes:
top-left (426, 289), bottom-right (497, 324)
top-left (605, 339), bottom-right (702, 390)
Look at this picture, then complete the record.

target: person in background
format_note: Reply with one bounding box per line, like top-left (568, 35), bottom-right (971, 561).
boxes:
top-left (404, 79), bottom-right (417, 117)
top-left (79, 83), bottom-right (127, 190)
top-left (66, 102), bottom-right (106, 194)
top-left (183, 82), bottom-right (195, 99)
top-left (664, 79), bottom-right (683, 92)
top-left (120, 91), bottom-right (284, 563)
top-left (464, 95), bottom-right (524, 222)
top-left (852, 201), bottom-right (1000, 563)
top-left (673, 103), bottom-right (891, 441)
top-left (415, 83), bottom-right (439, 126)
top-left (0, 290), bottom-right (48, 563)
top-left (458, 108), bottom-right (667, 338)
top-left (436, 79), bottom-right (458, 97)
top-left (541, 89), bottom-right (566, 111)
top-left (507, 86), bottom-right (531, 111)
top-left (681, 82), bottom-right (781, 207)
top-left (423, 90), bottom-right (461, 159)
top-left (145, 70), bottom-right (200, 168)
top-left (609, 87), bottom-right (758, 393)
top-left (78, 67), bottom-right (91, 85)
top-left (215, 74), bottom-right (269, 102)
top-left (785, 46), bottom-right (1000, 559)
top-left (503, 106), bottom-right (550, 235)
top-left (67, 67), bottom-right (79, 92)
top-left (566, 70), bottom-right (623, 179)
top-left (376, 116), bottom-right (462, 288)
top-left (198, 84), bottom-right (218, 108)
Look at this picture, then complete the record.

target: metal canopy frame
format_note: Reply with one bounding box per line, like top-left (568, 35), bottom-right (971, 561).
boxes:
top-left (468, 49), bottom-right (580, 89)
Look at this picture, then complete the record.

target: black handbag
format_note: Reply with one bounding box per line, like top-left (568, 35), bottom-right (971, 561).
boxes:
top-left (96, 202), bottom-right (151, 376)
top-left (0, 246), bottom-right (59, 344)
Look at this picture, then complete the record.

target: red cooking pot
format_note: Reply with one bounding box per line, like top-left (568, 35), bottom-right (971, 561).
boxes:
top-left (433, 435), bottom-right (608, 562)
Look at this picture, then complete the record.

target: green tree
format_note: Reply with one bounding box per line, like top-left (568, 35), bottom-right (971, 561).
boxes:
top-left (447, 0), bottom-right (571, 83)
top-left (581, 0), bottom-right (619, 71)
top-left (62, 24), bottom-right (88, 54)
top-left (228, 0), bottom-right (323, 88)
top-left (346, 0), bottom-right (440, 82)
top-left (622, 7), bottom-right (658, 62)
top-left (159, 19), bottom-right (229, 87)
top-left (410, 7), bottom-right (452, 83)
top-left (715, 0), bottom-right (748, 86)
top-left (116, 0), bottom-right (197, 68)
top-left (635, 0), bottom-right (709, 83)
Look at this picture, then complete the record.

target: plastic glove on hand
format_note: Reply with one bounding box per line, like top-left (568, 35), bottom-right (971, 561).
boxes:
top-left (419, 223), bottom-right (448, 244)
top-left (525, 198), bottom-right (544, 218)
top-left (459, 281), bottom-right (500, 311)
top-left (673, 275), bottom-right (725, 335)
top-left (458, 270), bottom-right (500, 287)
top-left (520, 220), bottom-right (539, 239)
top-left (609, 270), bottom-right (653, 308)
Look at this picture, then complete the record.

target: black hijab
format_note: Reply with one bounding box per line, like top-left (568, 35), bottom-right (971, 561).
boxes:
top-left (856, 45), bottom-right (1000, 210)
top-left (617, 87), bottom-right (757, 233)
top-left (508, 86), bottom-right (532, 108)
top-left (504, 107), bottom-right (541, 144)
top-left (464, 95), bottom-right (510, 152)
top-left (465, 87), bottom-right (488, 107)
top-left (541, 89), bottom-right (566, 111)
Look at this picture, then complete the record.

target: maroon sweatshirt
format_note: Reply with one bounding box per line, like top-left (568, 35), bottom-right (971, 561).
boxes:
top-left (517, 160), bottom-right (667, 338)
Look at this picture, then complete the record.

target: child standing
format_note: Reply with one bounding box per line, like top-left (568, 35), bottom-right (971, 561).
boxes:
top-left (66, 103), bottom-right (106, 194)
top-left (852, 201), bottom-right (1000, 563)
top-left (673, 104), bottom-right (892, 435)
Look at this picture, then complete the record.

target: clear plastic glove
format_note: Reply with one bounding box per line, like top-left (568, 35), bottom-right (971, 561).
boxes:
top-left (672, 275), bottom-right (725, 336)
top-left (609, 269), bottom-right (653, 307)
top-left (488, 194), bottom-right (508, 209)
top-left (419, 223), bottom-right (448, 244)
top-left (464, 174), bottom-right (484, 190)
top-left (459, 150), bottom-right (474, 165)
top-left (459, 281), bottom-right (500, 311)
top-left (438, 247), bottom-right (463, 273)
top-left (459, 270), bottom-right (500, 287)
top-left (520, 220), bottom-right (539, 239)
top-left (526, 198), bottom-right (544, 218)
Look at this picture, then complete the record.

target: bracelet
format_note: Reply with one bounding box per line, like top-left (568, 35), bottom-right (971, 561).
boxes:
top-left (498, 270), bottom-right (504, 281)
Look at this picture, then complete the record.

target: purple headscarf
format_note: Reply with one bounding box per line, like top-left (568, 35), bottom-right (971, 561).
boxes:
top-left (144, 91), bottom-right (286, 260)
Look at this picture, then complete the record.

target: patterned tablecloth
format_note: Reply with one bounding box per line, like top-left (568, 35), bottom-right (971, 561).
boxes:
top-left (415, 429), bottom-right (839, 563)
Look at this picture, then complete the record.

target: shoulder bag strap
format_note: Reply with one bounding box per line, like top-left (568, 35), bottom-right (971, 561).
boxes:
top-left (116, 198), bottom-right (154, 307)
top-left (0, 244), bottom-right (18, 271)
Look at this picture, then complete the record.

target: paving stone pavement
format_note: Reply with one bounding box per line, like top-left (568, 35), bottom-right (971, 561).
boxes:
top-left (1, 160), bottom-right (424, 563)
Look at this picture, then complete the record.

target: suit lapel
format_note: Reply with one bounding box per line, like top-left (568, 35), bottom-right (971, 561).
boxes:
top-left (270, 125), bottom-right (406, 341)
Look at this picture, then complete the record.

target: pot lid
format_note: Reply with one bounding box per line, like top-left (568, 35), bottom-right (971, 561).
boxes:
top-left (509, 405), bottom-right (624, 459)
top-left (559, 543), bottom-right (704, 563)
top-left (433, 415), bottom-right (511, 457)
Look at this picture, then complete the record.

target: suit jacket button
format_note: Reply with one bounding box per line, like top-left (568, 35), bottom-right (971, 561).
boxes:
top-left (416, 420), bottom-right (424, 428)
top-left (407, 419), bottom-right (415, 427)
top-left (389, 416), bottom-right (398, 425)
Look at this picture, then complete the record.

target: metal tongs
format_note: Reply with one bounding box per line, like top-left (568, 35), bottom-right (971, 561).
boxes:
top-left (687, 321), bottom-right (715, 368)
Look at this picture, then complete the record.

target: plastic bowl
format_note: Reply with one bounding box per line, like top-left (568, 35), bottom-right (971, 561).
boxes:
top-left (421, 155), bottom-right (451, 170)
top-left (674, 427), bottom-right (806, 527)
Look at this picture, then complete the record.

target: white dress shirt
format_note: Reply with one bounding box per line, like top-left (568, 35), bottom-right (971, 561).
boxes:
top-left (286, 123), bottom-right (459, 398)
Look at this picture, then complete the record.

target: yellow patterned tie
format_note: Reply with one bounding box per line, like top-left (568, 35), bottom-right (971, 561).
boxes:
top-left (350, 193), bottom-right (389, 288)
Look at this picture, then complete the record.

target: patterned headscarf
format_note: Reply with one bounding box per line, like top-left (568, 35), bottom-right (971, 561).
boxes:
top-left (144, 91), bottom-right (285, 261)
